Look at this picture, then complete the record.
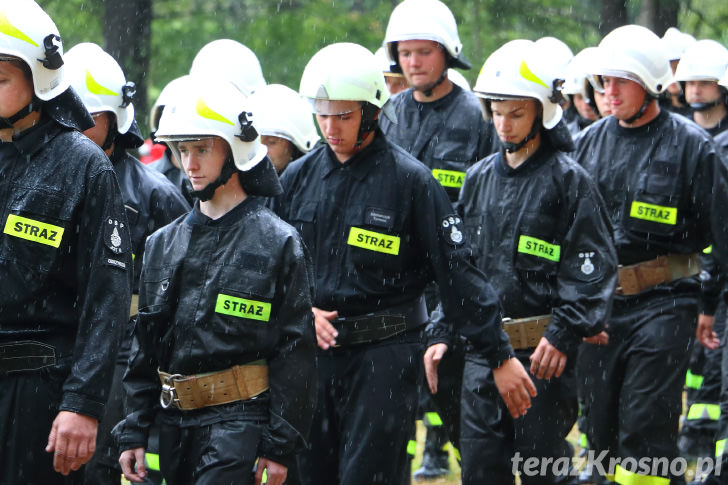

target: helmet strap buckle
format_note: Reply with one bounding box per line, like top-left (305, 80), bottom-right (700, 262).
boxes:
top-left (39, 34), bottom-right (64, 70)
top-left (236, 112), bottom-right (258, 142)
top-left (120, 82), bottom-right (136, 108)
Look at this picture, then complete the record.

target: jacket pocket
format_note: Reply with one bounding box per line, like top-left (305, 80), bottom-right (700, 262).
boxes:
top-left (625, 165), bottom-right (682, 236)
top-left (346, 208), bottom-right (404, 271)
top-left (139, 266), bottom-right (175, 312)
top-left (514, 214), bottom-right (560, 277)
top-left (289, 200), bottom-right (317, 251)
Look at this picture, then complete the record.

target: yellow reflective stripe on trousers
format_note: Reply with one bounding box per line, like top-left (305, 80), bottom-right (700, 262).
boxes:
top-left (452, 446), bottom-right (461, 462)
top-left (407, 439), bottom-right (417, 457)
top-left (517, 235), bottom-right (561, 262)
top-left (432, 169), bottom-right (466, 188)
top-left (145, 452), bottom-right (160, 471)
top-left (3, 214), bottom-right (64, 248)
top-left (685, 369), bottom-right (704, 390)
top-left (687, 403), bottom-right (721, 421)
top-left (424, 412), bottom-right (443, 427)
top-left (215, 294), bottom-right (271, 322)
top-left (716, 438), bottom-right (726, 457)
top-left (347, 227), bottom-right (400, 255)
top-left (614, 464), bottom-right (669, 485)
top-left (704, 245), bottom-right (713, 254)
top-left (579, 433), bottom-right (588, 448)
top-left (629, 201), bottom-right (677, 225)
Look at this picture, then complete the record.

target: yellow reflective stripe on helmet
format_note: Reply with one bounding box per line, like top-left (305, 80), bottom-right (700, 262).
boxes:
top-left (407, 439), bottom-right (417, 457)
top-left (145, 452), bottom-right (160, 471)
top-left (519, 60), bottom-right (549, 89)
top-left (424, 412), bottom-right (443, 427)
top-left (716, 439), bottom-right (726, 457)
top-left (85, 69), bottom-right (119, 97)
top-left (517, 235), bottom-right (561, 262)
top-left (614, 465), bottom-right (669, 485)
top-left (685, 369), bottom-right (704, 390)
top-left (215, 294), bottom-right (271, 322)
top-left (0, 11), bottom-right (38, 47)
top-left (629, 201), bottom-right (677, 225)
top-left (196, 97), bottom-right (234, 125)
top-left (704, 245), bottom-right (713, 254)
top-left (4, 214), bottom-right (64, 248)
top-left (687, 402), bottom-right (721, 421)
top-left (432, 169), bottom-right (466, 188)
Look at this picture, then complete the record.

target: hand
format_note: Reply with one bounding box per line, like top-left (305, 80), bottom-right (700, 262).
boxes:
top-left (312, 307), bottom-right (338, 349)
top-left (119, 448), bottom-right (147, 483)
top-left (529, 337), bottom-right (567, 380)
top-left (255, 457), bottom-right (288, 485)
top-left (583, 331), bottom-right (609, 345)
top-left (45, 411), bottom-right (98, 475)
top-left (697, 314), bottom-right (719, 350)
top-left (492, 357), bottom-right (537, 419)
top-left (424, 343), bottom-right (448, 394)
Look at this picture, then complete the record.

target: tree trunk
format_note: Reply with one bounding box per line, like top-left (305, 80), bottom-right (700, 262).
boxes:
top-left (600, 0), bottom-right (628, 36)
top-left (103, 0), bottom-right (152, 137)
top-left (640, 0), bottom-right (680, 36)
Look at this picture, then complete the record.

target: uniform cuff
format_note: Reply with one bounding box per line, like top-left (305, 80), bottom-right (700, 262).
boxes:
top-left (59, 391), bottom-right (105, 421)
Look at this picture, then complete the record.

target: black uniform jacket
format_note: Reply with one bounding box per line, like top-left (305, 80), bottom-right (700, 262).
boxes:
top-left (111, 147), bottom-right (190, 291)
top-left (457, 144), bottom-right (617, 355)
top-left (715, 129), bottom-right (728, 159)
top-left (573, 110), bottom-right (728, 294)
top-left (380, 84), bottom-right (499, 201)
top-left (118, 198), bottom-right (317, 467)
top-left (275, 130), bottom-right (514, 367)
top-left (0, 117), bottom-right (133, 419)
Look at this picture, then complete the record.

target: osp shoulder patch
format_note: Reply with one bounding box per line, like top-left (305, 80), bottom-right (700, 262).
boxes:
top-left (441, 215), bottom-right (464, 246)
top-left (104, 217), bottom-right (127, 254)
top-left (573, 250), bottom-right (604, 282)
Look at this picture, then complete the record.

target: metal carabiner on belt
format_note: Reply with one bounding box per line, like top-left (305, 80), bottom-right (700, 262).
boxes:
top-left (159, 373), bottom-right (183, 409)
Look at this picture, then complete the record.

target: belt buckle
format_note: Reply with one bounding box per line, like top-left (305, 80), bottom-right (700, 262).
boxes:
top-left (159, 373), bottom-right (184, 409)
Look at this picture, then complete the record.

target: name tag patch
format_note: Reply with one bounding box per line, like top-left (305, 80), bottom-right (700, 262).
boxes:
top-left (629, 201), bottom-right (677, 225)
top-left (432, 169), bottom-right (466, 188)
top-left (3, 214), bottom-right (64, 248)
top-left (347, 227), bottom-right (400, 255)
top-left (518, 235), bottom-right (561, 262)
top-left (215, 293), bottom-right (271, 322)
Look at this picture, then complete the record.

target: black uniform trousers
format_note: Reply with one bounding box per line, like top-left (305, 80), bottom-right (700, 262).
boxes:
top-left (0, 367), bottom-right (84, 485)
top-left (578, 290), bottom-right (696, 484)
top-left (460, 351), bottom-right (578, 485)
top-left (297, 329), bottom-right (423, 485)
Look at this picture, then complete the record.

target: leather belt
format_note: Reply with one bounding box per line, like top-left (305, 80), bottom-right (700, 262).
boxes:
top-left (502, 315), bottom-right (551, 350)
top-left (0, 341), bottom-right (56, 373)
top-left (158, 360), bottom-right (269, 410)
top-left (617, 253), bottom-right (700, 296)
top-left (331, 295), bottom-right (428, 347)
top-left (130, 294), bottom-right (139, 318)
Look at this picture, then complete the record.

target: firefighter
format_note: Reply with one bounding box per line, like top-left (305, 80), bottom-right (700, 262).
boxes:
top-left (115, 78), bottom-right (317, 485)
top-left (0, 1), bottom-right (133, 482)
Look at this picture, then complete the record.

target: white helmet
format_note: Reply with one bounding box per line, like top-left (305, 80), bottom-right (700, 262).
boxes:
top-left (448, 69), bottom-right (470, 91)
top-left (674, 40), bottom-right (728, 82)
top-left (563, 47), bottom-right (604, 98)
top-left (383, 0), bottom-right (470, 70)
top-left (474, 39), bottom-right (564, 129)
top-left (65, 43), bottom-right (135, 134)
top-left (248, 84), bottom-right (320, 153)
top-left (661, 27), bottom-right (697, 61)
top-left (149, 75), bottom-right (191, 134)
top-left (0, 0), bottom-right (68, 100)
top-left (155, 77), bottom-right (267, 172)
top-left (720, 68), bottom-right (728, 90)
top-left (535, 36), bottom-right (573, 78)
top-left (589, 25), bottom-right (673, 96)
top-left (189, 39), bottom-right (266, 96)
top-left (375, 46), bottom-right (401, 77)
top-left (300, 42), bottom-right (395, 122)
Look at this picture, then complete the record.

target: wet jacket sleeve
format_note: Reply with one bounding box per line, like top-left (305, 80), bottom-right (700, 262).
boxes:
top-left (60, 169), bottom-right (133, 420)
top-left (413, 175), bottom-right (513, 368)
top-left (699, 251), bottom-right (722, 316)
top-left (542, 170), bottom-right (617, 356)
top-left (257, 234), bottom-right (317, 468)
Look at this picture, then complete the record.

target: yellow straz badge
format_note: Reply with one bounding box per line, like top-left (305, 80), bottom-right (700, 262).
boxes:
top-left (629, 201), bottom-right (677, 225)
top-left (347, 227), bottom-right (400, 255)
top-left (517, 235), bottom-right (561, 262)
top-left (432, 169), bottom-right (466, 188)
top-left (215, 294), bottom-right (271, 322)
top-left (3, 214), bottom-right (64, 248)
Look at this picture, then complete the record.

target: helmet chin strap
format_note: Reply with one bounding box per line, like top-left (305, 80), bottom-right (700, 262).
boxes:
top-left (419, 68), bottom-right (448, 98)
top-left (502, 116), bottom-right (541, 153)
top-left (0, 97), bottom-right (41, 130)
top-left (690, 98), bottom-right (722, 112)
top-left (187, 156), bottom-right (238, 202)
top-left (354, 102), bottom-right (380, 147)
top-left (623, 91), bottom-right (653, 125)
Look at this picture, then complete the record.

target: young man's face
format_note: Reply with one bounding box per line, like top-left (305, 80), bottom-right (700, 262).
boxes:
top-left (593, 90), bottom-right (611, 117)
top-left (397, 39), bottom-right (447, 93)
top-left (685, 80), bottom-right (722, 106)
top-left (0, 60), bottom-right (33, 119)
top-left (83, 112), bottom-right (113, 149)
top-left (572, 94), bottom-right (598, 121)
top-left (490, 98), bottom-right (539, 147)
top-left (602, 76), bottom-right (647, 121)
top-left (385, 74), bottom-right (409, 95)
top-left (314, 100), bottom-right (364, 162)
top-left (177, 137), bottom-right (229, 191)
top-left (261, 135), bottom-right (295, 173)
